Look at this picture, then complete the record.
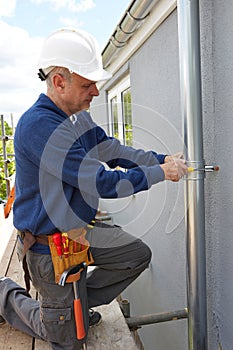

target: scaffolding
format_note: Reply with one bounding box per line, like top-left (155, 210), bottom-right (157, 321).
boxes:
top-left (0, 114), bottom-right (15, 199)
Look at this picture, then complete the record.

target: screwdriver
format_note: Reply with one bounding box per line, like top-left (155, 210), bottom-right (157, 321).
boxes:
top-left (52, 233), bottom-right (63, 258)
top-left (188, 165), bottom-right (219, 172)
top-left (73, 240), bottom-right (79, 253)
top-left (62, 233), bottom-right (69, 258)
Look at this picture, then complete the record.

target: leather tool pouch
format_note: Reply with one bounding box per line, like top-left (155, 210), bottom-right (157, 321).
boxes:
top-left (48, 232), bottom-right (94, 284)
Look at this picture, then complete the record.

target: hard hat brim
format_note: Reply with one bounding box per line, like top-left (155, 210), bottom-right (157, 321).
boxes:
top-left (38, 66), bottom-right (112, 82)
top-left (79, 68), bottom-right (112, 82)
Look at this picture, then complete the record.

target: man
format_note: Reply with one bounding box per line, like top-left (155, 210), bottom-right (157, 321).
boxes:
top-left (0, 28), bottom-right (187, 349)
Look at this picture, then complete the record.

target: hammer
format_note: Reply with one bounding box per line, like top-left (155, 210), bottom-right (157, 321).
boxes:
top-left (59, 263), bottom-right (87, 341)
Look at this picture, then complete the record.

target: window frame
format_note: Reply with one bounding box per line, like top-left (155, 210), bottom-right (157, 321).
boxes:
top-left (108, 76), bottom-right (132, 146)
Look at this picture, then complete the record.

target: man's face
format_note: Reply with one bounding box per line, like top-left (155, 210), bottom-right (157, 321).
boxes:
top-left (48, 71), bottom-right (100, 116)
top-left (64, 73), bottom-right (99, 115)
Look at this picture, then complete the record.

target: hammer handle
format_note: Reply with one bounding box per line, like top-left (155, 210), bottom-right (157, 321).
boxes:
top-left (74, 299), bottom-right (86, 340)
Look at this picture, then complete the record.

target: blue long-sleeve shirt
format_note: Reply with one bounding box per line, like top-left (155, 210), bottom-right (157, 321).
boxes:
top-left (13, 93), bottom-right (166, 236)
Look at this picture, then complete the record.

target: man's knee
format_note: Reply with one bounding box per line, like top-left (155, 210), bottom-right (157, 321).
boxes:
top-left (132, 239), bottom-right (152, 270)
top-left (140, 240), bottom-right (152, 264)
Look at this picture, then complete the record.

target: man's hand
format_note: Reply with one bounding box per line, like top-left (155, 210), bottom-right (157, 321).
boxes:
top-left (160, 158), bottom-right (188, 182)
top-left (164, 152), bottom-right (184, 163)
top-left (67, 227), bottom-right (86, 241)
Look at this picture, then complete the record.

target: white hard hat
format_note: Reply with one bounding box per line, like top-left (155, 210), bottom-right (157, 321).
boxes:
top-left (38, 28), bottom-right (112, 82)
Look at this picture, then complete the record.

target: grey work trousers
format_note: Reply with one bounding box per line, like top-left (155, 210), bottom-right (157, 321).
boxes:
top-left (0, 223), bottom-right (152, 350)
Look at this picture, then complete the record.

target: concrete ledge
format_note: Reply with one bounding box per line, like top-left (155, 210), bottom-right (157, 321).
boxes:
top-left (87, 300), bottom-right (139, 349)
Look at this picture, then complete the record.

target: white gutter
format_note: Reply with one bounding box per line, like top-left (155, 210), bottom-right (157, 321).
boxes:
top-left (101, 0), bottom-right (176, 82)
top-left (102, 0), bottom-right (159, 68)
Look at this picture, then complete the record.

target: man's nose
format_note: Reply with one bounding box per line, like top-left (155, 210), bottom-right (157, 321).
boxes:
top-left (90, 84), bottom-right (99, 96)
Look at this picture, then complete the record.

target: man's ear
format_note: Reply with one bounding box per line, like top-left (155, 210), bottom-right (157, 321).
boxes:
top-left (53, 74), bottom-right (65, 91)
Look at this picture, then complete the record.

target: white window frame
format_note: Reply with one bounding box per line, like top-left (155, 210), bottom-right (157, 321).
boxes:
top-left (108, 75), bottom-right (131, 145)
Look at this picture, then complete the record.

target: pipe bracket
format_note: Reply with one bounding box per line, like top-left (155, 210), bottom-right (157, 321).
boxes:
top-left (185, 161), bottom-right (219, 180)
top-left (185, 160), bottom-right (205, 181)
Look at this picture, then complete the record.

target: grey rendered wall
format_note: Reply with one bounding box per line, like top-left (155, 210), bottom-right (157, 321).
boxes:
top-left (201, 1), bottom-right (233, 349)
top-left (120, 11), bottom-right (188, 350)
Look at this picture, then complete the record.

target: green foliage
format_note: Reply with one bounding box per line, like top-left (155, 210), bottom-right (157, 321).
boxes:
top-left (0, 120), bottom-right (15, 200)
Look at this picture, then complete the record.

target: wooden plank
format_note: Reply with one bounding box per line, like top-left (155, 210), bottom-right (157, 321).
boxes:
top-left (0, 325), bottom-right (33, 350)
top-left (6, 239), bottom-right (24, 283)
top-left (0, 233), bottom-right (34, 350)
top-left (0, 228), bottom-right (17, 277)
top-left (0, 213), bottom-right (14, 259)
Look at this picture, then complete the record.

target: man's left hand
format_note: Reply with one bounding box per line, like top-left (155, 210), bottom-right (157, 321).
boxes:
top-left (164, 152), bottom-right (184, 163)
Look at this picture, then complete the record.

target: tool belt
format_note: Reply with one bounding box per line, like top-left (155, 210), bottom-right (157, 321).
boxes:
top-left (48, 231), bottom-right (94, 284)
top-left (17, 228), bottom-right (94, 287)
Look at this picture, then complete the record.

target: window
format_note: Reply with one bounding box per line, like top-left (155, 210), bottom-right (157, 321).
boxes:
top-left (110, 96), bottom-right (119, 140)
top-left (108, 76), bottom-right (132, 146)
top-left (122, 87), bottom-right (132, 146)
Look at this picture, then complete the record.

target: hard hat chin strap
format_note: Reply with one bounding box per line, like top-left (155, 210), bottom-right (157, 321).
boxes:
top-left (38, 69), bottom-right (47, 81)
top-left (38, 67), bottom-right (73, 81)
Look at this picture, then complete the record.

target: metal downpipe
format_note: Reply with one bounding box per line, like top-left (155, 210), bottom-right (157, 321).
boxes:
top-left (177, 1), bottom-right (207, 349)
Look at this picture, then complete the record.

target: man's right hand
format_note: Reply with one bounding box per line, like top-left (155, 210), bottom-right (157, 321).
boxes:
top-left (160, 159), bottom-right (188, 182)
